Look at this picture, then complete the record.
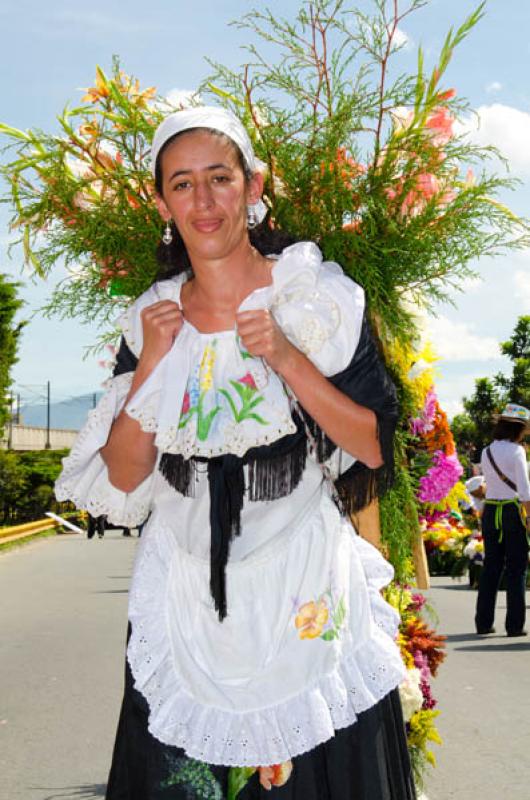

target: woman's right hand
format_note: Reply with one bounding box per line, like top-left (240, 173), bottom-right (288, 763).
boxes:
top-left (138, 300), bottom-right (184, 369)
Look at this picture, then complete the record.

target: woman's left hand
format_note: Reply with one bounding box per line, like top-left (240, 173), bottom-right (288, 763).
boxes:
top-left (236, 309), bottom-right (294, 374)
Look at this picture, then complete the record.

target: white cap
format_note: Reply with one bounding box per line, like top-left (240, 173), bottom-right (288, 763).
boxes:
top-left (151, 106), bottom-right (263, 176)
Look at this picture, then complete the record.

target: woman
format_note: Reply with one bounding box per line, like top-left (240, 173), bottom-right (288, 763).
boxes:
top-left (56, 107), bottom-right (415, 799)
top-left (475, 403), bottom-right (530, 637)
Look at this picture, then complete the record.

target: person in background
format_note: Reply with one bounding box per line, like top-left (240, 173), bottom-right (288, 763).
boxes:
top-left (87, 514), bottom-right (106, 539)
top-left (464, 475), bottom-right (486, 518)
top-left (475, 403), bottom-right (530, 637)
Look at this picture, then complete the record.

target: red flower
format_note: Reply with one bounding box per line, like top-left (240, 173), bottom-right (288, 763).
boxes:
top-left (181, 391), bottom-right (190, 415)
top-left (239, 372), bottom-right (257, 390)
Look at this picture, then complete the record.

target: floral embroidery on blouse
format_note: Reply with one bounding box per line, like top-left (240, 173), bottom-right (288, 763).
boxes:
top-left (219, 373), bottom-right (268, 426)
top-left (177, 336), bottom-right (270, 445)
top-left (294, 590), bottom-right (347, 641)
top-left (178, 341), bottom-right (222, 442)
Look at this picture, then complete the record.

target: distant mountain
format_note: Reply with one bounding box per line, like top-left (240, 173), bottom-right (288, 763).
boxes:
top-left (17, 392), bottom-right (104, 431)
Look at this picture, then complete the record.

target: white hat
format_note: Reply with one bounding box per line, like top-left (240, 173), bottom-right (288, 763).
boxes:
top-left (151, 106), bottom-right (262, 176)
top-left (497, 403), bottom-right (530, 427)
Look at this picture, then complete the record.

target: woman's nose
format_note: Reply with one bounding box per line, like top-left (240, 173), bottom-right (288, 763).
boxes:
top-left (194, 181), bottom-right (214, 209)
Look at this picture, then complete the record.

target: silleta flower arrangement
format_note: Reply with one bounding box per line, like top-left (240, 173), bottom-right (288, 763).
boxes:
top-left (385, 583), bottom-right (446, 787)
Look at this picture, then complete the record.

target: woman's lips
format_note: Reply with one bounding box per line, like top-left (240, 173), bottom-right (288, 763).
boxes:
top-left (192, 218), bottom-right (223, 233)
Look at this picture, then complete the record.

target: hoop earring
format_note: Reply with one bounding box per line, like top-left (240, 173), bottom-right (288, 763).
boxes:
top-left (162, 221), bottom-right (173, 245)
top-left (247, 208), bottom-right (259, 229)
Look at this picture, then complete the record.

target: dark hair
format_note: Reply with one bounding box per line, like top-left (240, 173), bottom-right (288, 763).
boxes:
top-left (492, 419), bottom-right (527, 442)
top-left (153, 127), bottom-right (296, 280)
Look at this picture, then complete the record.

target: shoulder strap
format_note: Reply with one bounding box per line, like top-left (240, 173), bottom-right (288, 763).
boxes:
top-left (486, 446), bottom-right (517, 491)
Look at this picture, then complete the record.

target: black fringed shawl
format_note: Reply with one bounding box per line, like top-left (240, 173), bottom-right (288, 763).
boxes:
top-left (113, 312), bottom-right (398, 620)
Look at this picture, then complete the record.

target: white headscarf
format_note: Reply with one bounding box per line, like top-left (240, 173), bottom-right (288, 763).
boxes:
top-left (150, 106), bottom-right (267, 223)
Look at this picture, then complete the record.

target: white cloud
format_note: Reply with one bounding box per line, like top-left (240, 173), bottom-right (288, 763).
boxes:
top-left (456, 103), bottom-right (530, 177)
top-left (514, 269), bottom-right (530, 307)
top-left (393, 27), bottom-right (413, 50)
top-left (486, 81), bottom-right (503, 93)
top-left (424, 315), bottom-right (500, 361)
top-left (440, 398), bottom-right (465, 419)
top-left (457, 274), bottom-right (483, 292)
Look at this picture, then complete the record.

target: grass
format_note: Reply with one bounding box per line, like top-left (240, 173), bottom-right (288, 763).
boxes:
top-left (0, 528), bottom-right (59, 554)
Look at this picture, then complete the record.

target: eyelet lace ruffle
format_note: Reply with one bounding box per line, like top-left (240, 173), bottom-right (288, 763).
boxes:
top-left (116, 242), bottom-right (366, 459)
top-left (127, 497), bottom-right (406, 767)
top-left (54, 372), bottom-right (153, 527)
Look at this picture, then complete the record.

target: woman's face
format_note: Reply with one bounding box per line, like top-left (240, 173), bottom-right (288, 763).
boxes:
top-left (156, 129), bottom-right (263, 262)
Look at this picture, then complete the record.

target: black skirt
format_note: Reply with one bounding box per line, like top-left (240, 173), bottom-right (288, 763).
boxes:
top-left (106, 655), bottom-right (416, 800)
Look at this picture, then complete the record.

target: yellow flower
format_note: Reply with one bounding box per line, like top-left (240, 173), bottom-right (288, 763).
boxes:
top-left (396, 633), bottom-right (415, 668)
top-left (82, 67), bottom-right (110, 103)
top-left (199, 345), bottom-right (216, 392)
top-left (295, 600), bottom-right (329, 639)
top-left (79, 120), bottom-right (100, 140)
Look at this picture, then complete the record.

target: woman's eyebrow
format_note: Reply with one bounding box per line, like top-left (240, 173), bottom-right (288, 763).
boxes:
top-left (168, 163), bottom-right (233, 181)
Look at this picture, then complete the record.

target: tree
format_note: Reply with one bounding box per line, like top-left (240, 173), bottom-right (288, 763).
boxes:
top-left (450, 412), bottom-right (476, 472)
top-left (462, 377), bottom-right (502, 461)
top-left (495, 315), bottom-right (530, 407)
top-left (0, 449), bottom-right (69, 524)
top-left (0, 273), bottom-right (24, 434)
top-left (0, 450), bottom-right (27, 523)
top-left (500, 315), bottom-right (530, 360)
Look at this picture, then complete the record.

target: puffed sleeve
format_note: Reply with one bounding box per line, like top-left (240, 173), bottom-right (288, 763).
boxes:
top-left (269, 243), bottom-right (399, 513)
top-left (270, 242), bottom-right (365, 377)
top-left (54, 371), bottom-right (154, 527)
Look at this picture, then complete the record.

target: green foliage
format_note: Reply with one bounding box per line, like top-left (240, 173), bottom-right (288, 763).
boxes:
top-left (162, 755), bottom-right (223, 799)
top-left (0, 3), bottom-right (527, 350)
top-left (452, 316), bottom-right (530, 461)
top-left (228, 766), bottom-right (256, 800)
top-left (495, 315), bottom-right (530, 407)
top-left (0, 61), bottom-right (181, 332)
top-left (500, 315), bottom-right (530, 360)
top-left (0, 450), bottom-right (27, 523)
top-left (205, 0), bottom-right (527, 342)
top-left (495, 359), bottom-right (530, 409)
top-left (0, 273), bottom-right (25, 432)
top-left (450, 412), bottom-right (475, 472)
top-left (0, 449), bottom-right (69, 525)
top-left (462, 377), bottom-right (502, 459)
top-left (380, 432), bottom-right (418, 582)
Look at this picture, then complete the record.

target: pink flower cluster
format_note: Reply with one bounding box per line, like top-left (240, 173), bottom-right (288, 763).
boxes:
top-left (410, 387), bottom-right (438, 437)
top-left (387, 98), bottom-right (457, 218)
top-left (417, 450), bottom-right (463, 504)
top-left (410, 592), bottom-right (427, 613)
top-left (414, 651), bottom-right (437, 710)
top-left (420, 509), bottom-right (449, 526)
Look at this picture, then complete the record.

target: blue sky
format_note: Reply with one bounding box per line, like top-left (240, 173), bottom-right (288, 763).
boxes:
top-left (1, 0), bottom-right (529, 414)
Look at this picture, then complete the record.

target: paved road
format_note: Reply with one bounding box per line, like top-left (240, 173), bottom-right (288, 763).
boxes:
top-left (1, 534), bottom-right (529, 799)
top-left (0, 531), bottom-right (135, 800)
top-left (424, 576), bottom-right (530, 800)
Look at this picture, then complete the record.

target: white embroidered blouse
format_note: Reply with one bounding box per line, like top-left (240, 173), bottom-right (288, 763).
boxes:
top-left (55, 241), bottom-right (406, 767)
